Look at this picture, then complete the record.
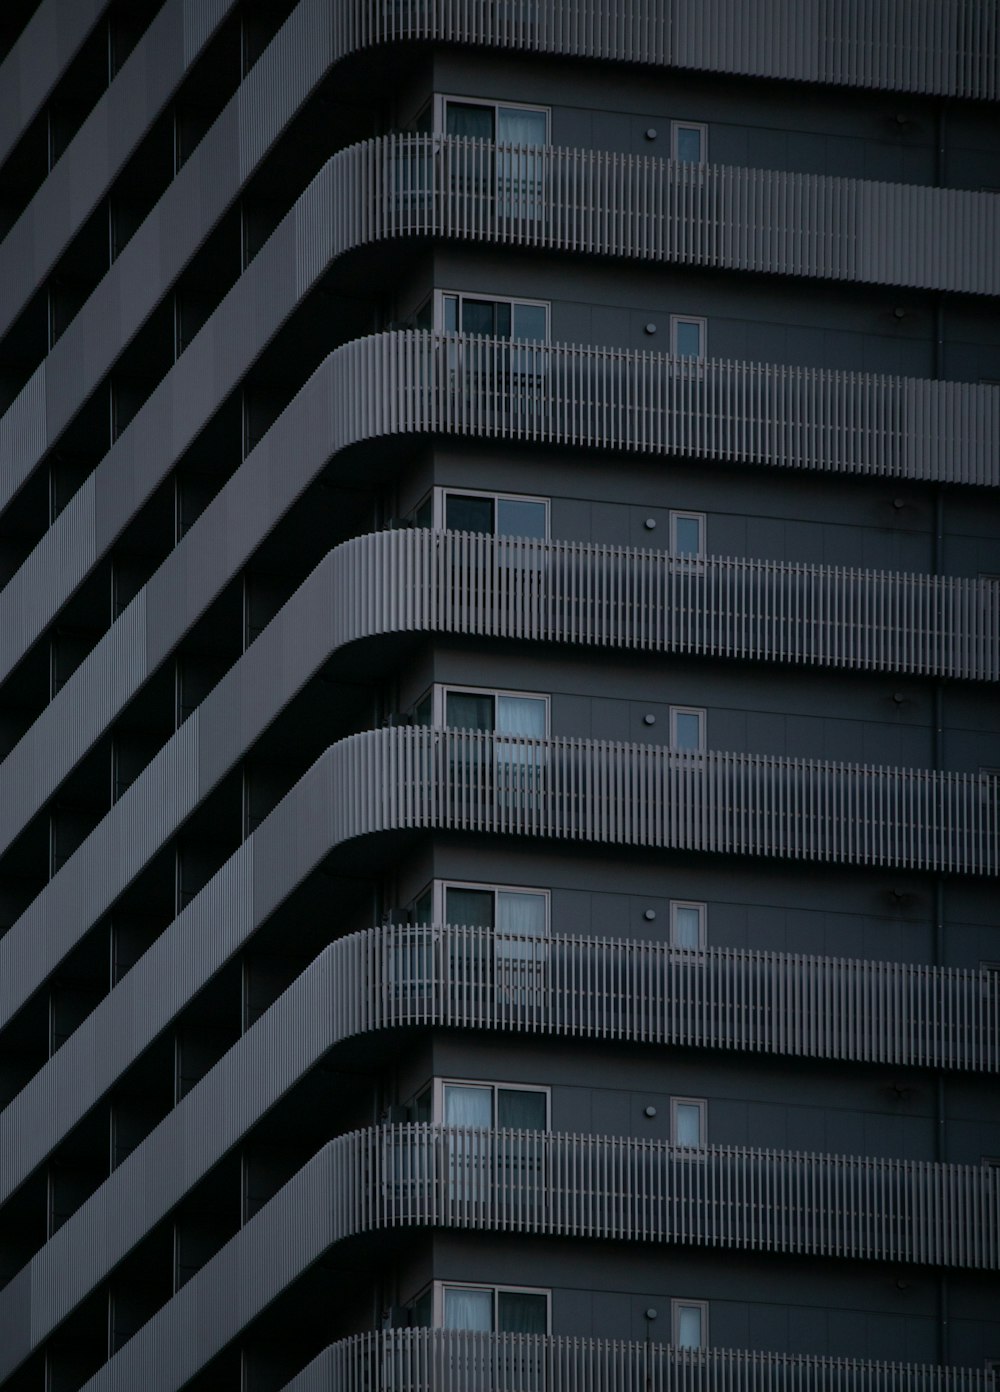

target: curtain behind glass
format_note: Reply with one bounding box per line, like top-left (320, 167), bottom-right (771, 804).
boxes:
top-left (497, 1291), bottom-right (547, 1334)
top-left (673, 905), bottom-right (702, 947)
top-left (676, 1305), bottom-right (703, 1347)
top-left (445, 102), bottom-right (495, 139)
top-left (444, 1287), bottom-right (494, 1331)
top-left (444, 1084), bottom-right (493, 1127)
top-left (446, 887), bottom-right (495, 928)
top-left (497, 891), bottom-right (546, 936)
top-left (496, 696), bottom-right (546, 736)
top-left (446, 691), bottom-right (494, 730)
top-left (497, 108), bottom-right (547, 145)
top-left (497, 1088), bottom-right (546, 1129)
top-left (497, 497), bottom-right (547, 538)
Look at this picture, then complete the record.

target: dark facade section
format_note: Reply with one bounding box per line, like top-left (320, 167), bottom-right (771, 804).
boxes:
top-left (0, 3), bottom-right (997, 1391)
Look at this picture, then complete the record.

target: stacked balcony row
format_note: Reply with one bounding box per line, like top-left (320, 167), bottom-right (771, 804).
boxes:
top-left (49, 1124), bottom-right (999, 1392)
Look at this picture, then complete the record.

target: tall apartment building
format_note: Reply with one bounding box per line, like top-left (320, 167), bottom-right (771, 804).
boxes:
top-left (0, 2), bottom-right (998, 1390)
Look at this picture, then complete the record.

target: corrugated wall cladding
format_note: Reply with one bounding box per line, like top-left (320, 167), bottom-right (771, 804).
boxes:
top-left (71, 1126), bottom-right (1000, 1392)
top-left (3, 323), bottom-right (996, 703)
top-left (3, 917), bottom-right (994, 1369)
top-left (0, 0), bottom-right (238, 343)
top-left (0, 0), bottom-right (110, 169)
top-left (4, 525), bottom-right (995, 873)
top-left (4, 526), bottom-right (998, 1037)
top-left (286, 1331), bottom-right (994, 1392)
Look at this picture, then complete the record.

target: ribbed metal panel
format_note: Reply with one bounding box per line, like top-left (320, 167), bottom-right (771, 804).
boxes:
top-left (3, 320), bottom-right (995, 702)
top-left (69, 1124), bottom-right (1000, 1392)
top-left (6, 525), bottom-right (993, 879)
top-left (3, 913), bottom-right (994, 1340)
top-left (287, 1331), bottom-right (993, 1392)
top-left (0, 0), bottom-right (239, 346)
top-left (0, 0), bottom-right (111, 172)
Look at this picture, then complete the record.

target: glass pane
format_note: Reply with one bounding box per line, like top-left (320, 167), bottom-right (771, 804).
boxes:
top-left (498, 1088), bottom-right (547, 1129)
top-left (414, 298), bottom-right (433, 331)
top-left (446, 887), bottom-right (495, 928)
top-left (446, 493), bottom-right (494, 534)
top-left (497, 498), bottom-right (547, 538)
top-left (445, 102), bottom-right (495, 140)
top-left (512, 302), bottom-right (547, 342)
top-left (673, 711), bottom-right (703, 751)
top-left (497, 891), bottom-right (547, 938)
top-left (442, 295), bottom-right (458, 332)
top-left (674, 1102), bottom-right (703, 1146)
top-left (413, 1089), bottom-right (432, 1123)
top-left (413, 888), bottom-right (433, 924)
top-left (412, 692), bottom-right (433, 727)
top-left (673, 905), bottom-right (703, 948)
top-left (496, 696), bottom-right (546, 737)
top-left (674, 320), bottom-right (703, 358)
top-left (414, 495), bottom-right (433, 528)
top-left (446, 691), bottom-right (495, 730)
top-left (444, 1084), bottom-right (493, 1127)
top-left (498, 107), bottom-right (547, 145)
top-left (676, 1305), bottom-right (703, 1348)
top-left (676, 126), bottom-right (703, 163)
top-left (673, 515), bottom-right (703, 556)
top-left (461, 298), bottom-right (499, 337)
top-left (497, 1291), bottom-right (547, 1335)
top-left (444, 1287), bottom-right (493, 1331)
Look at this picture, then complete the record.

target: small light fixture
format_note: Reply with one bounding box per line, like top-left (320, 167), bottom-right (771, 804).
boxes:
top-left (643, 713), bottom-right (656, 726)
top-left (645, 1307), bottom-right (659, 1320)
top-left (644, 1106), bottom-right (657, 1118)
top-left (643, 908), bottom-right (657, 921)
top-left (892, 306), bottom-right (907, 320)
top-left (645, 128), bottom-right (658, 141)
top-left (892, 691), bottom-right (906, 704)
top-left (644, 322), bottom-right (657, 335)
top-left (892, 497), bottom-right (906, 510)
top-left (644, 517), bottom-right (657, 530)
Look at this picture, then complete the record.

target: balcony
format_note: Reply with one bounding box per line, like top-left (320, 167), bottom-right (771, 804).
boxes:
top-left (287, 1330), bottom-right (994, 1392)
top-left (378, 134), bottom-right (999, 294)
top-left (342, 332), bottom-right (999, 488)
top-left (349, 0), bottom-right (998, 102)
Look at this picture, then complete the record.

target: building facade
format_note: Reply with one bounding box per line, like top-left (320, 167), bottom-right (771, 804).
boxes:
top-left (0, 2), bottom-right (998, 1389)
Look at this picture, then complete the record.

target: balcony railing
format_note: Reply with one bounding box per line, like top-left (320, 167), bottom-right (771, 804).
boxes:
top-left (339, 333), bottom-right (999, 487)
top-left (351, 528), bottom-right (1000, 681)
top-left (361, 1124), bottom-right (998, 1267)
top-left (349, 925), bottom-right (1000, 1073)
top-left (376, 134), bottom-right (1000, 294)
top-left (285, 1330), bottom-right (995, 1392)
top-left (367, 728), bottom-right (997, 875)
top-left (348, 1), bottom-right (999, 102)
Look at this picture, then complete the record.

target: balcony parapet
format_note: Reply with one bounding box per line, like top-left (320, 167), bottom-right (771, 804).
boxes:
top-left (33, 1125), bottom-right (999, 1392)
top-left (376, 134), bottom-right (1000, 295)
top-left (284, 1330), bottom-right (995, 1392)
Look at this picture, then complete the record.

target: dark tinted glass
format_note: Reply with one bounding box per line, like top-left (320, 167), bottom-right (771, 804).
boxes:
top-left (446, 493), bottom-right (494, 533)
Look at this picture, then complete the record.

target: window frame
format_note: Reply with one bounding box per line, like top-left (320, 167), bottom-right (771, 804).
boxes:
top-left (669, 705), bottom-right (706, 753)
top-left (669, 509), bottom-right (706, 559)
top-left (671, 120), bottom-right (708, 164)
top-left (434, 288), bottom-right (551, 341)
top-left (427, 1281), bottom-right (552, 1333)
top-left (424, 879), bottom-right (552, 933)
top-left (433, 1077), bottom-right (551, 1128)
top-left (435, 93), bottom-right (552, 144)
top-left (670, 314), bottom-right (707, 360)
top-left (432, 684), bottom-right (552, 735)
top-left (416, 485), bottom-right (551, 538)
top-left (671, 1298), bottom-right (709, 1349)
top-left (671, 1096), bottom-right (708, 1148)
top-left (669, 899), bottom-right (707, 949)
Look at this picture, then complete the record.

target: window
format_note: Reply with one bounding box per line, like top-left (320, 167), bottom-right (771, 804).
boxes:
top-left (672, 1299), bottom-right (708, 1348)
top-left (433, 1079), bottom-right (549, 1129)
top-left (670, 900), bottom-right (707, 948)
top-left (671, 1097), bottom-right (707, 1147)
top-left (670, 706), bottom-right (705, 752)
top-left (671, 121), bottom-right (707, 164)
top-left (415, 486), bottom-right (549, 539)
top-left (670, 510), bottom-right (705, 558)
top-left (437, 290), bottom-right (549, 344)
top-left (438, 96), bottom-right (549, 147)
top-left (420, 881), bottom-right (549, 999)
top-left (435, 881), bottom-right (550, 937)
top-left (437, 686), bottom-right (549, 738)
top-left (414, 1282), bottom-right (550, 1334)
top-left (670, 315), bottom-right (706, 359)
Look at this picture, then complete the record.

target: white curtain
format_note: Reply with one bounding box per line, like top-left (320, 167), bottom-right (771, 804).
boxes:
top-left (443, 1084), bottom-right (493, 1128)
top-left (443, 1286), bottom-right (493, 1331)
